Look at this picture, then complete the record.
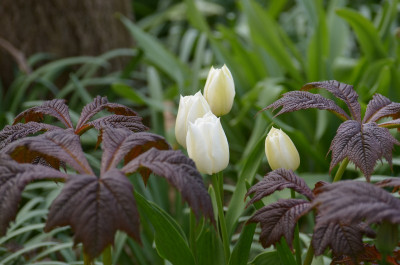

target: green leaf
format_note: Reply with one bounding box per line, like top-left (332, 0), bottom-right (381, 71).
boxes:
top-left (112, 83), bottom-right (146, 105)
top-left (276, 238), bottom-right (297, 265)
top-left (196, 226), bottom-right (225, 265)
top-left (134, 191), bottom-right (196, 265)
top-left (228, 223), bottom-right (256, 265)
top-left (336, 8), bottom-right (386, 59)
top-left (249, 251), bottom-right (283, 265)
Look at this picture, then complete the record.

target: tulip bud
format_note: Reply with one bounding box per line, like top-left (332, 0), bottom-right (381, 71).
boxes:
top-left (204, 64), bottom-right (235, 116)
top-left (175, 91), bottom-right (211, 148)
top-left (186, 112), bottom-right (229, 174)
top-left (265, 127), bottom-right (300, 171)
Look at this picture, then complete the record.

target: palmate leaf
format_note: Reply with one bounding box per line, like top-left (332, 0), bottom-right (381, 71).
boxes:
top-left (363, 93), bottom-right (400, 123)
top-left (376, 178), bottom-right (400, 191)
top-left (44, 169), bottom-right (140, 260)
top-left (13, 99), bottom-right (73, 128)
top-left (0, 122), bottom-right (60, 150)
top-left (263, 91), bottom-right (350, 120)
top-left (121, 148), bottom-right (214, 221)
top-left (75, 96), bottom-right (138, 132)
top-left (2, 129), bottom-right (93, 175)
top-left (312, 181), bottom-right (400, 225)
top-left (312, 220), bottom-right (376, 257)
top-left (302, 80), bottom-right (361, 122)
top-left (246, 169), bottom-right (314, 206)
top-left (331, 244), bottom-right (400, 265)
top-left (0, 154), bottom-right (67, 236)
top-left (329, 120), bottom-right (399, 180)
top-left (247, 199), bottom-right (311, 248)
top-left (101, 128), bottom-right (170, 175)
top-left (87, 115), bottom-right (148, 133)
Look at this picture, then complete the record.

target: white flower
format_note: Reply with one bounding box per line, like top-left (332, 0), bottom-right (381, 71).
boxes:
top-left (186, 112), bottom-right (229, 174)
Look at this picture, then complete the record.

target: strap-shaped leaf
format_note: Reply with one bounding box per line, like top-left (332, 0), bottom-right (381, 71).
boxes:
top-left (246, 169), bottom-right (314, 206)
top-left (363, 94), bottom-right (400, 123)
top-left (0, 122), bottom-right (60, 150)
top-left (3, 129), bottom-right (93, 175)
top-left (329, 120), bottom-right (399, 180)
top-left (313, 181), bottom-right (400, 225)
top-left (263, 91), bottom-right (350, 120)
top-left (0, 155), bottom-right (67, 236)
top-left (121, 148), bottom-right (214, 221)
top-left (101, 128), bottom-right (170, 175)
top-left (312, 220), bottom-right (375, 257)
top-left (13, 99), bottom-right (73, 128)
top-left (302, 80), bottom-right (361, 122)
top-left (76, 96), bottom-right (138, 131)
top-left (247, 199), bottom-right (311, 248)
top-left (44, 169), bottom-right (140, 260)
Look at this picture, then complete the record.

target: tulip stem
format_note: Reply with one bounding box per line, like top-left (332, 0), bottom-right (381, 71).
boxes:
top-left (212, 172), bottom-right (230, 264)
top-left (291, 189), bottom-right (302, 265)
top-left (102, 245), bottom-right (112, 265)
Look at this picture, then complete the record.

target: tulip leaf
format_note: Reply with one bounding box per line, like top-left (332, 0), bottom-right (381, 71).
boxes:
top-left (196, 225), bottom-right (225, 265)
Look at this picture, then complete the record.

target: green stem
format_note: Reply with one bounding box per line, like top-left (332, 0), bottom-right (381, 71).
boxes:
top-left (83, 253), bottom-right (92, 265)
top-left (303, 245), bottom-right (314, 265)
top-left (212, 172), bottom-right (230, 264)
top-left (291, 190), bottom-right (302, 265)
top-left (189, 209), bottom-right (197, 258)
top-left (102, 245), bottom-right (112, 265)
top-left (332, 158), bottom-right (349, 182)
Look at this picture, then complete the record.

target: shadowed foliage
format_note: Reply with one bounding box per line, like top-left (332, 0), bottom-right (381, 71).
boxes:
top-left (330, 244), bottom-right (400, 265)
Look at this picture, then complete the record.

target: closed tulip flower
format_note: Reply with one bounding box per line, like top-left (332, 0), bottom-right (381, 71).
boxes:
top-left (265, 127), bottom-right (300, 171)
top-left (175, 91), bottom-right (211, 148)
top-left (186, 112), bottom-right (229, 174)
top-left (204, 64), bottom-right (235, 116)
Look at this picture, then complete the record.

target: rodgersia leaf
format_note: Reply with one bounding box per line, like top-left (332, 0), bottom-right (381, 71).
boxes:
top-left (0, 155), bottom-right (67, 236)
top-left (246, 169), bottom-right (314, 206)
top-left (302, 80), bottom-right (361, 122)
top-left (263, 91), bottom-right (350, 120)
top-left (313, 181), bottom-right (400, 225)
top-left (44, 169), bottom-right (140, 260)
top-left (312, 220), bottom-right (376, 257)
top-left (121, 148), bottom-right (214, 221)
top-left (247, 199), bottom-right (311, 248)
top-left (363, 94), bottom-right (400, 123)
top-left (0, 122), bottom-right (60, 150)
top-left (3, 129), bottom-right (93, 175)
top-left (101, 128), bottom-right (170, 175)
top-left (376, 178), bottom-right (400, 190)
top-left (87, 115), bottom-right (148, 133)
top-left (75, 96), bottom-right (138, 131)
top-left (329, 120), bottom-right (399, 180)
top-left (13, 99), bottom-right (73, 128)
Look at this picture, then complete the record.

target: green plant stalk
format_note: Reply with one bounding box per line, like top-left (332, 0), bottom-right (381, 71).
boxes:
top-left (291, 189), bottom-right (302, 265)
top-left (102, 245), bottom-right (112, 265)
top-left (83, 253), bottom-right (93, 265)
top-left (303, 158), bottom-right (349, 265)
top-left (212, 171), bottom-right (230, 263)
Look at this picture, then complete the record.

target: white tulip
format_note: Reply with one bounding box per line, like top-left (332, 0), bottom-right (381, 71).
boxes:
top-left (204, 65), bottom-right (235, 116)
top-left (175, 91), bottom-right (211, 148)
top-left (186, 112), bottom-right (229, 174)
top-left (265, 127), bottom-right (300, 171)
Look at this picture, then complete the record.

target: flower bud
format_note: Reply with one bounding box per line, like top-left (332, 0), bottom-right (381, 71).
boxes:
top-left (175, 91), bottom-right (211, 148)
top-left (265, 127), bottom-right (300, 171)
top-left (204, 64), bottom-right (235, 116)
top-left (186, 112), bottom-right (229, 174)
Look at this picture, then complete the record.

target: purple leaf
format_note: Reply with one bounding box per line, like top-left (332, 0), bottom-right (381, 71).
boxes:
top-left (246, 169), bottom-right (314, 206)
top-left (44, 169), bottom-right (140, 260)
top-left (363, 94), bottom-right (400, 123)
top-left (329, 120), bottom-right (399, 180)
top-left (121, 148), bottom-right (214, 221)
top-left (0, 155), bottom-right (67, 236)
top-left (13, 99), bottom-right (73, 128)
top-left (88, 115), bottom-right (148, 133)
top-left (263, 91), bottom-right (350, 120)
top-left (302, 80), bottom-right (361, 122)
top-left (247, 199), bottom-right (311, 248)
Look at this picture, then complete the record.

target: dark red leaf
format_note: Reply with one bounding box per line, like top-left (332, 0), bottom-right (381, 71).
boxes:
top-left (3, 129), bottom-right (93, 175)
top-left (88, 115), bottom-right (148, 133)
top-left (121, 148), bottom-right (214, 221)
top-left (375, 178), bottom-right (400, 193)
top-left (312, 181), bottom-right (330, 196)
top-left (312, 181), bottom-right (400, 225)
top-left (363, 94), bottom-right (400, 123)
top-left (246, 169), bottom-right (314, 206)
top-left (101, 128), bottom-right (170, 175)
top-left (302, 80), bottom-right (361, 122)
top-left (263, 91), bottom-right (350, 120)
top-left (0, 154), bottom-right (67, 236)
top-left (44, 169), bottom-right (140, 260)
top-left (0, 122), bottom-right (60, 150)
top-left (329, 120), bottom-right (399, 180)
top-left (331, 244), bottom-right (400, 265)
top-left (247, 199), bottom-right (311, 248)
top-left (13, 99), bottom-right (73, 128)
top-left (75, 96), bottom-right (138, 131)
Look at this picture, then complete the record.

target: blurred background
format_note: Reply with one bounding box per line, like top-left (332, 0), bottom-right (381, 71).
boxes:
top-left (1, 0), bottom-right (400, 264)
